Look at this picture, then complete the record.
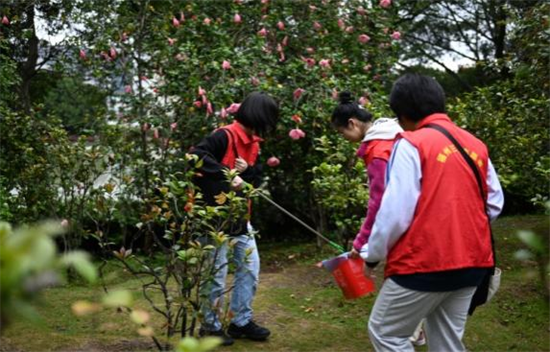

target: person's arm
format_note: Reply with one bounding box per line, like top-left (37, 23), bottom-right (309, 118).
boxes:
top-left (191, 130), bottom-right (229, 180)
top-left (486, 159), bottom-right (504, 221)
top-left (240, 158), bottom-right (263, 188)
top-left (365, 139), bottom-right (422, 266)
top-left (352, 158), bottom-right (387, 251)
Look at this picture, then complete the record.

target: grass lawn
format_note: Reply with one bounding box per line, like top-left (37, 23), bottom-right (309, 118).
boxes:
top-left (1, 215), bottom-right (548, 352)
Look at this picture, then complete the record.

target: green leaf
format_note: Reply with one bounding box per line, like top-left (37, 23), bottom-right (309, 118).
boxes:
top-left (517, 230), bottom-right (544, 252)
top-left (61, 251), bottom-right (97, 283)
top-left (102, 290), bottom-right (133, 308)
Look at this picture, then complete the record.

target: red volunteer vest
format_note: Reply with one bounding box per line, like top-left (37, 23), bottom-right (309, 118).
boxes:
top-left (219, 122), bottom-right (262, 168)
top-left (361, 139), bottom-right (395, 165)
top-left (385, 114), bottom-right (493, 277)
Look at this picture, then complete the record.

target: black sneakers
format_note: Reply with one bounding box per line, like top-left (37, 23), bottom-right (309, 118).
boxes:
top-left (198, 328), bottom-right (235, 346)
top-left (227, 320), bottom-right (271, 341)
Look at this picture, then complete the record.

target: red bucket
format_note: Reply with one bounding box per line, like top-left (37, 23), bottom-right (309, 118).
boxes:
top-left (332, 257), bottom-right (375, 299)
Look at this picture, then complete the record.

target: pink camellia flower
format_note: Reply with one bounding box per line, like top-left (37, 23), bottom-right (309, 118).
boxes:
top-left (282, 35), bottom-right (289, 46)
top-left (345, 26), bottom-right (354, 33)
top-left (293, 88), bottom-right (304, 100)
top-left (337, 19), bottom-right (345, 29)
top-left (172, 17), bottom-right (180, 27)
top-left (153, 129), bottom-right (160, 139)
top-left (358, 34), bottom-right (371, 44)
top-left (142, 122), bottom-right (151, 131)
top-left (168, 37), bottom-right (176, 45)
top-left (206, 102), bottom-right (213, 116)
top-left (357, 6), bottom-right (366, 15)
top-left (198, 86), bottom-right (206, 96)
top-left (277, 21), bottom-right (285, 30)
top-left (391, 31), bottom-right (401, 40)
top-left (250, 76), bottom-right (260, 86)
top-left (267, 156), bottom-right (280, 167)
top-left (261, 0), bottom-right (269, 4)
top-left (359, 96), bottom-right (369, 106)
top-left (79, 49), bottom-right (87, 60)
top-left (380, 0), bottom-right (391, 8)
top-left (124, 85), bottom-right (132, 93)
top-left (313, 21), bottom-right (322, 30)
top-left (109, 46), bottom-right (117, 59)
top-left (170, 122), bottom-right (178, 131)
top-left (226, 103), bottom-right (241, 114)
top-left (201, 94), bottom-right (208, 105)
top-left (179, 11), bottom-right (185, 22)
top-left (193, 100), bottom-right (203, 109)
top-left (222, 60), bottom-right (231, 70)
top-left (291, 114), bottom-right (302, 123)
top-left (289, 128), bottom-right (306, 140)
top-left (319, 59), bottom-right (331, 68)
top-left (234, 13), bottom-right (242, 24)
top-left (220, 107), bottom-right (228, 119)
top-left (301, 57), bottom-right (316, 68)
top-left (203, 18), bottom-right (211, 25)
top-left (257, 27), bottom-right (268, 37)
top-left (2, 16), bottom-right (9, 25)
top-left (61, 219), bottom-right (69, 227)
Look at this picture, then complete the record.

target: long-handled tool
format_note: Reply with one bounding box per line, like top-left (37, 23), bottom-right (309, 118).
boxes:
top-left (256, 191), bottom-right (345, 253)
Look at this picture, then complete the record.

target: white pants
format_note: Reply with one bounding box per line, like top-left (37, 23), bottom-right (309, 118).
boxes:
top-left (368, 278), bottom-right (476, 352)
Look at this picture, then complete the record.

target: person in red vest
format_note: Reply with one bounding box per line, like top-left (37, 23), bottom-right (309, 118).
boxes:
top-left (192, 92), bottom-right (279, 346)
top-left (365, 74), bottom-right (504, 352)
top-left (330, 92), bottom-right (402, 258)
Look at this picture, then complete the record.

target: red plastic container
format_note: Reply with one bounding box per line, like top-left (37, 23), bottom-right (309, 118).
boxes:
top-left (332, 257), bottom-right (375, 299)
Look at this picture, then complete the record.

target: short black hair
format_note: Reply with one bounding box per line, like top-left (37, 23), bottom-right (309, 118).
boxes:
top-left (331, 91), bottom-right (372, 128)
top-left (389, 73), bottom-right (446, 122)
top-left (235, 92), bottom-right (279, 135)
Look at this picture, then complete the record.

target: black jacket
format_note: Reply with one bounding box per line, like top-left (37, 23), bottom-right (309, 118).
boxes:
top-left (191, 129), bottom-right (262, 235)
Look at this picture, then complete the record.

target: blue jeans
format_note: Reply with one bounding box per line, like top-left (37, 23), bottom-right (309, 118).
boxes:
top-left (201, 233), bottom-right (260, 331)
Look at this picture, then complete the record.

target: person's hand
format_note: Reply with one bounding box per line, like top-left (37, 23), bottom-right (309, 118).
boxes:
top-left (231, 175), bottom-right (245, 190)
top-left (234, 157), bottom-right (248, 173)
top-left (365, 265), bottom-right (376, 280)
top-left (349, 248), bottom-right (361, 259)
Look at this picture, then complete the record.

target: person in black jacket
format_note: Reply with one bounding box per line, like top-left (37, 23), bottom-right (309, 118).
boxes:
top-left (193, 92), bottom-right (279, 346)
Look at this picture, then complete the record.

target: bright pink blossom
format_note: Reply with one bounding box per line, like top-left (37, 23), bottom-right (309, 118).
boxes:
top-left (226, 103), bottom-right (241, 114)
top-left (193, 101), bottom-right (203, 108)
top-left (267, 156), bottom-right (280, 167)
top-left (291, 114), bottom-right (302, 123)
top-left (345, 26), bottom-right (354, 33)
top-left (358, 34), bottom-right (371, 44)
top-left (79, 49), bottom-right (87, 60)
top-left (358, 96), bottom-right (368, 106)
top-left (222, 60), bottom-right (231, 70)
top-left (301, 57), bottom-right (315, 68)
top-left (277, 21), bottom-right (285, 30)
top-left (153, 129), bottom-right (160, 139)
top-left (203, 18), bottom-right (211, 25)
top-left (201, 94), bottom-right (208, 105)
top-left (220, 107), bottom-right (228, 119)
top-left (206, 102), bottom-right (213, 116)
top-left (170, 122), bottom-right (178, 131)
top-left (289, 128), bottom-right (306, 140)
top-left (319, 59), bottom-right (331, 68)
top-left (282, 35), bottom-right (289, 46)
top-left (391, 31), bottom-right (401, 40)
top-left (313, 21), bottom-right (322, 30)
top-left (337, 19), bottom-right (345, 29)
top-left (380, 0), bottom-right (391, 8)
top-left (234, 13), bottom-right (242, 24)
top-left (172, 17), bottom-right (180, 27)
top-left (293, 88), bottom-right (304, 100)
top-left (2, 16), bottom-right (9, 25)
top-left (198, 86), bottom-right (206, 96)
top-left (124, 85), bottom-right (132, 93)
top-left (332, 89), bottom-right (339, 100)
top-left (109, 46), bottom-right (117, 59)
top-left (357, 6), bottom-right (366, 15)
top-left (168, 37), bottom-right (176, 45)
top-left (258, 27), bottom-right (268, 37)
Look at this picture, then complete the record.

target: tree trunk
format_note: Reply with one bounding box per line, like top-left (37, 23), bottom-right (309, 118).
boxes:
top-left (18, 3), bottom-right (39, 114)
